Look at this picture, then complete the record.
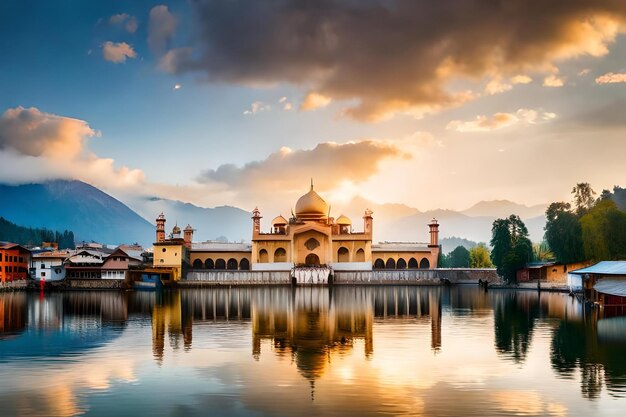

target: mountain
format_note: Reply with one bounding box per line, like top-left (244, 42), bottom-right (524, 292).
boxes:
top-left (339, 196), bottom-right (546, 244)
top-left (128, 197), bottom-right (251, 242)
top-left (440, 237), bottom-right (478, 254)
top-left (461, 200), bottom-right (546, 219)
top-left (0, 180), bottom-right (154, 246)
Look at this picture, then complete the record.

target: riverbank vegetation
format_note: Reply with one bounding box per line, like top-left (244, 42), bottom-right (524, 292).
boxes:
top-left (0, 217), bottom-right (75, 249)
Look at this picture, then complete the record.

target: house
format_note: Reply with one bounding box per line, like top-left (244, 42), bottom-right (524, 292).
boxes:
top-left (0, 242), bottom-right (31, 283)
top-left (517, 260), bottom-right (593, 284)
top-left (101, 248), bottom-right (143, 280)
top-left (31, 250), bottom-right (70, 281)
top-left (64, 250), bottom-right (106, 279)
top-left (569, 261), bottom-right (626, 310)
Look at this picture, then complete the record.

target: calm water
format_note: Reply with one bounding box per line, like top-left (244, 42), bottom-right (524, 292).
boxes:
top-left (1, 286), bottom-right (626, 417)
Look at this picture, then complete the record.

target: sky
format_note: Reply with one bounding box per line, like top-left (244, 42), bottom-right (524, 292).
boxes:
top-left (1, 0), bottom-right (626, 214)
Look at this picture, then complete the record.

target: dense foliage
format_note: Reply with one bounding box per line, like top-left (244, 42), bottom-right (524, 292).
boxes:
top-left (439, 245), bottom-right (470, 268)
top-left (0, 217), bottom-right (75, 249)
top-left (469, 243), bottom-right (493, 268)
top-left (490, 215), bottom-right (532, 284)
top-left (544, 184), bottom-right (626, 263)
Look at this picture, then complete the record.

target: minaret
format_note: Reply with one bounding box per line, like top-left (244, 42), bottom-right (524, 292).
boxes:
top-left (156, 213), bottom-right (166, 243)
top-left (363, 208), bottom-right (373, 237)
top-left (252, 207), bottom-right (262, 239)
top-left (183, 225), bottom-right (194, 249)
top-left (428, 218), bottom-right (440, 247)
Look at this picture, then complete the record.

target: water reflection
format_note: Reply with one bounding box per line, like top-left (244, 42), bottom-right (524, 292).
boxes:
top-left (1, 287), bottom-right (626, 416)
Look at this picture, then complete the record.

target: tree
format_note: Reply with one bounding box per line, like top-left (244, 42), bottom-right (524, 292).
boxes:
top-left (580, 199), bottom-right (626, 261)
top-left (490, 215), bottom-right (532, 284)
top-left (447, 245), bottom-right (470, 268)
top-left (544, 202), bottom-right (584, 263)
top-left (572, 183), bottom-right (596, 216)
top-left (469, 243), bottom-right (493, 268)
top-left (532, 241), bottom-right (554, 262)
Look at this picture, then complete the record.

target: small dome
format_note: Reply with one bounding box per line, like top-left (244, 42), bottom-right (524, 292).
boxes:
top-left (272, 215), bottom-right (288, 226)
top-left (156, 212), bottom-right (165, 221)
top-left (172, 224), bottom-right (181, 234)
top-left (335, 214), bottom-right (351, 225)
top-left (184, 224), bottom-right (194, 231)
top-left (295, 183), bottom-right (328, 219)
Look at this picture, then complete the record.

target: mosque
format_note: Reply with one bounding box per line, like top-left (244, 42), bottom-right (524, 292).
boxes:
top-left (153, 182), bottom-right (440, 278)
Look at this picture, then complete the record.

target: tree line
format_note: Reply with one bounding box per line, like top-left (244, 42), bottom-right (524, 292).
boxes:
top-left (545, 184), bottom-right (626, 263)
top-left (0, 217), bottom-right (75, 249)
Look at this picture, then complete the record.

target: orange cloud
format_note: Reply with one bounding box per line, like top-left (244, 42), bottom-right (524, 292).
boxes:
top-left (102, 41), bottom-right (136, 63)
top-left (447, 109), bottom-right (556, 132)
top-left (595, 72), bottom-right (626, 84)
top-left (0, 106), bottom-right (145, 190)
top-left (160, 0), bottom-right (626, 122)
top-left (299, 92), bottom-right (332, 111)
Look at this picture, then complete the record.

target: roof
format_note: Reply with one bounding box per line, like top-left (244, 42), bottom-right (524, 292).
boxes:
top-left (594, 278), bottom-right (626, 297)
top-left (569, 261), bottom-right (626, 276)
top-left (0, 242), bottom-right (30, 252)
top-left (191, 242), bottom-right (252, 252)
top-left (272, 215), bottom-right (288, 225)
top-left (32, 250), bottom-right (71, 259)
top-left (372, 243), bottom-right (430, 252)
top-left (335, 214), bottom-right (352, 225)
top-left (295, 183), bottom-right (329, 217)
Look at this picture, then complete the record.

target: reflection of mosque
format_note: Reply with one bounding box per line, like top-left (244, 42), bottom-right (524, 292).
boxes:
top-left (252, 287), bottom-right (374, 388)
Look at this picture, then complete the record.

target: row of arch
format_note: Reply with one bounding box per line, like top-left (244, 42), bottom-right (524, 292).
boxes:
top-left (373, 257), bottom-right (430, 270)
top-left (337, 247), bottom-right (365, 262)
top-left (192, 258), bottom-right (250, 270)
top-left (258, 248), bottom-right (286, 263)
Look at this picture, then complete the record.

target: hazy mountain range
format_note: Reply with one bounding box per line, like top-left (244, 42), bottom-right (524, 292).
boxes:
top-left (0, 180), bottom-right (548, 247)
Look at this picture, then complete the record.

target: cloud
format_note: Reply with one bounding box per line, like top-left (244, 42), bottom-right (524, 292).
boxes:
top-left (102, 41), bottom-right (136, 63)
top-left (279, 96), bottom-right (293, 111)
top-left (543, 74), bottom-right (566, 87)
top-left (595, 72), bottom-right (626, 84)
top-left (198, 140), bottom-right (410, 194)
top-left (0, 106), bottom-right (144, 189)
top-left (300, 92), bottom-right (332, 111)
top-left (447, 109), bottom-right (556, 132)
top-left (578, 68), bottom-right (591, 76)
top-left (148, 5), bottom-right (177, 55)
top-left (511, 75), bottom-right (533, 85)
top-left (158, 0), bottom-right (626, 121)
top-left (108, 13), bottom-right (138, 33)
top-left (243, 101), bottom-right (269, 115)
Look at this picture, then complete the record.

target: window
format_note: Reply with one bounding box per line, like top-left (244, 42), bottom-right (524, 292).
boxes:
top-left (41, 263), bottom-right (46, 269)
top-left (162, 248), bottom-right (166, 252)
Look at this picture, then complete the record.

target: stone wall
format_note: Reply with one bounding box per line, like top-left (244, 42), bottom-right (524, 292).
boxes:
top-left (185, 270), bottom-right (291, 285)
top-left (0, 280), bottom-right (29, 291)
top-left (184, 268), bottom-right (501, 286)
top-left (66, 279), bottom-right (129, 289)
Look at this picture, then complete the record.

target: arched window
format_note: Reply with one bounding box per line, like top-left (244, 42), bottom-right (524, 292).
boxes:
top-left (397, 258), bottom-right (407, 269)
top-left (240, 258), bottom-right (250, 270)
top-left (205, 258), bottom-right (214, 269)
top-left (192, 259), bottom-right (203, 269)
top-left (259, 249), bottom-right (268, 263)
top-left (215, 259), bottom-right (226, 269)
top-left (274, 248), bottom-right (287, 262)
top-left (227, 258), bottom-right (238, 270)
top-left (408, 257), bottom-right (418, 269)
top-left (386, 258), bottom-right (396, 269)
top-left (420, 258), bottom-right (430, 269)
top-left (374, 258), bottom-right (385, 269)
top-left (355, 248), bottom-right (365, 262)
top-left (337, 247), bottom-right (349, 262)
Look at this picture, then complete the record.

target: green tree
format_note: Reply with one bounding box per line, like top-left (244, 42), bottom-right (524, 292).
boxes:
top-left (580, 199), bottom-right (626, 261)
top-left (532, 241), bottom-right (554, 262)
top-left (490, 215), bottom-right (532, 284)
top-left (572, 183), bottom-right (596, 216)
top-left (447, 245), bottom-right (470, 268)
top-left (544, 202), bottom-right (584, 263)
top-left (469, 243), bottom-right (493, 268)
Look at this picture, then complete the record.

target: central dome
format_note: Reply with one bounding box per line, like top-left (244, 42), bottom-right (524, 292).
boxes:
top-left (295, 183), bottom-right (329, 219)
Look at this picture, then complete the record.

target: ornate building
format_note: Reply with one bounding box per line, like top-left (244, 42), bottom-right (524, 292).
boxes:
top-left (185, 183), bottom-right (440, 272)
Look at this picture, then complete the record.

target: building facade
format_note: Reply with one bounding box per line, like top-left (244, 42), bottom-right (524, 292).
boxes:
top-left (164, 183), bottom-right (441, 274)
top-left (0, 242), bottom-right (31, 283)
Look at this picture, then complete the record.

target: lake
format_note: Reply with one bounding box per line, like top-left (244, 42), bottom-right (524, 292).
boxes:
top-left (1, 286), bottom-right (625, 416)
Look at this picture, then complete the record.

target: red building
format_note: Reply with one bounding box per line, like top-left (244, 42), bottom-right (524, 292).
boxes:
top-left (0, 242), bottom-right (31, 283)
